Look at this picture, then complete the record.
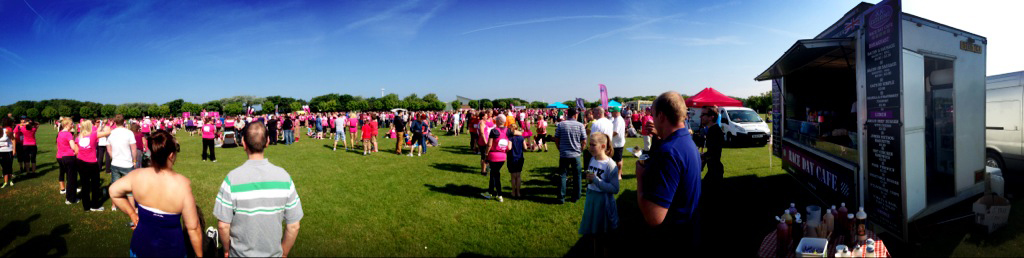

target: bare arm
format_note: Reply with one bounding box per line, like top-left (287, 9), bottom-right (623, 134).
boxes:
top-left (70, 139), bottom-right (79, 155)
top-left (282, 222), bottom-right (301, 257)
top-left (218, 221), bottom-right (231, 257)
top-left (109, 172), bottom-right (138, 229)
top-left (639, 198), bottom-right (670, 227)
top-left (180, 180), bottom-right (204, 257)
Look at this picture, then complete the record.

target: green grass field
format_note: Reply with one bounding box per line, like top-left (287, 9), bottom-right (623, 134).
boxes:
top-left (0, 124), bottom-right (1021, 256)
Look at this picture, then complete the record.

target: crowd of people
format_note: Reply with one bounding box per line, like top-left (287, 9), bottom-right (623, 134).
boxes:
top-left (0, 90), bottom-right (725, 257)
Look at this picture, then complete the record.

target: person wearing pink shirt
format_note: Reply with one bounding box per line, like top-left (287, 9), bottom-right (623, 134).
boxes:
top-left (56, 118), bottom-right (79, 203)
top-left (75, 120), bottom-right (111, 211)
top-left (201, 117), bottom-right (218, 162)
top-left (348, 113), bottom-right (359, 149)
top-left (15, 119), bottom-right (39, 174)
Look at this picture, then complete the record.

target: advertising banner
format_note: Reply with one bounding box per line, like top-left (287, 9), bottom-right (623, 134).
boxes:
top-left (599, 84), bottom-right (609, 109)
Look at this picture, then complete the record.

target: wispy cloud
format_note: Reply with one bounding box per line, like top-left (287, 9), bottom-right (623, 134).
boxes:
top-left (732, 22), bottom-right (804, 38)
top-left (461, 15), bottom-right (636, 35)
top-left (342, 0), bottom-right (452, 40)
top-left (566, 13), bottom-right (686, 48)
top-left (0, 47), bottom-right (25, 68)
top-left (629, 35), bottom-right (745, 46)
top-left (22, 0), bottom-right (46, 23)
top-left (697, 0), bottom-right (740, 13)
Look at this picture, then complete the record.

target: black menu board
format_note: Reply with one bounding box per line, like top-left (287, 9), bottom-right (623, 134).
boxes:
top-left (772, 78), bottom-right (782, 157)
top-left (863, 0), bottom-right (905, 238)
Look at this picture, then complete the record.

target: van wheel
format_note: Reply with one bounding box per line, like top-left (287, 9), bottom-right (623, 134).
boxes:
top-left (987, 151), bottom-right (1005, 172)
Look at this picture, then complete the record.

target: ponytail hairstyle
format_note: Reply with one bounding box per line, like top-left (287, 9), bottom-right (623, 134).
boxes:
top-left (148, 130), bottom-right (179, 172)
top-left (588, 132), bottom-right (614, 157)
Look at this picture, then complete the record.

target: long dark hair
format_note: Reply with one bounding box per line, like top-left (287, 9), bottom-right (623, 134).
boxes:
top-left (1, 117), bottom-right (12, 138)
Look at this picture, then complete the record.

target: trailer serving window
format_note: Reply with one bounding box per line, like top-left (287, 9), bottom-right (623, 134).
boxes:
top-left (756, 38), bottom-right (859, 164)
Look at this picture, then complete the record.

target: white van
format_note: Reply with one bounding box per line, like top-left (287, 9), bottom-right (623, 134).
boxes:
top-left (688, 106), bottom-right (771, 146)
top-left (985, 70), bottom-right (1024, 173)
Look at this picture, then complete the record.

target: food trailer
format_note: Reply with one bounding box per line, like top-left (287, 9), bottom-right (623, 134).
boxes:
top-left (754, 0), bottom-right (987, 240)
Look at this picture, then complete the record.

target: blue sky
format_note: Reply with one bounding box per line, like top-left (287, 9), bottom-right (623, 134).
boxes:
top-left (1, 0), bottom-right (1021, 105)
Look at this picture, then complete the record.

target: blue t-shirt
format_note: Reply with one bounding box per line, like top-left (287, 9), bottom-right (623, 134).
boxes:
top-left (641, 128), bottom-right (702, 226)
top-left (509, 134), bottom-right (525, 161)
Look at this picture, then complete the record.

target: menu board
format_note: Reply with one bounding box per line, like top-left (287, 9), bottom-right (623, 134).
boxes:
top-left (771, 79), bottom-right (782, 157)
top-left (863, 0), bottom-right (905, 238)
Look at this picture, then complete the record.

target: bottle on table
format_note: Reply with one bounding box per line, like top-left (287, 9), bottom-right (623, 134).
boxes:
top-left (789, 202), bottom-right (799, 215)
top-left (824, 208), bottom-right (835, 237)
top-left (782, 209), bottom-right (793, 225)
top-left (856, 207), bottom-right (868, 243)
top-left (847, 214), bottom-right (856, 246)
top-left (838, 203), bottom-right (849, 231)
top-left (776, 216), bottom-right (790, 257)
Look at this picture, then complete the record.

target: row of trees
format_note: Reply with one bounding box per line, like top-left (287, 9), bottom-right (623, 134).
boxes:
top-left (0, 91), bottom-right (773, 121)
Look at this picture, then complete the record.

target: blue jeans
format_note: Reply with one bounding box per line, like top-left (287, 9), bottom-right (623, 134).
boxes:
top-left (283, 130), bottom-right (294, 145)
top-left (110, 165), bottom-right (133, 197)
top-left (558, 156), bottom-right (583, 202)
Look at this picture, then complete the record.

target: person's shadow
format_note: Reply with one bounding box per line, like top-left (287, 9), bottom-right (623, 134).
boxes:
top-left (1, 224), bottom-right (70, 257)
top-left (0, 214), bottom-right (40, 250)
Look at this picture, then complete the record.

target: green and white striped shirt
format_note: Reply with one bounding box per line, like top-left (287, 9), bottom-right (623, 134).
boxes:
top-left (214, 159), bottom-right (303, 257)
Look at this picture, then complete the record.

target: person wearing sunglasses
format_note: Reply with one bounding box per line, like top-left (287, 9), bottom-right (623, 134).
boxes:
top-left (698, 106), bottom-right (724, 191)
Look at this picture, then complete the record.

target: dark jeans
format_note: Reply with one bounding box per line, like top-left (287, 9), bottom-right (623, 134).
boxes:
top-left (202, 138), bottom-right (216, 161)
top-left (78, 160), bottom-right (102, 210)
top-left (97, 146), bottom-right (111, 172)
top-left (0, 152), bottom-right (12, 176)
top-left (61, 156), bottom-right (78, 202)
top-left (268, 129), bottom-right (278, 145)
top-left (488, 161), bottom-right (505, 196)
top-left (559, 156), bottom-right (583, 202)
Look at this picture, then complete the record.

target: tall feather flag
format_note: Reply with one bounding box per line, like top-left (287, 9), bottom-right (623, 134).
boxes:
top-left (599, 84), bottom-right (609, 109)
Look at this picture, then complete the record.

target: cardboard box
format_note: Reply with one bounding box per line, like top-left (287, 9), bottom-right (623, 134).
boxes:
top-left (973, 194), bottom-right (1011, 233)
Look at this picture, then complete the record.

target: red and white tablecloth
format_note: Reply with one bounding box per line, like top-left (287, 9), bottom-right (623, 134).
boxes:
top-left (758, 229), bottom-right (890, 257)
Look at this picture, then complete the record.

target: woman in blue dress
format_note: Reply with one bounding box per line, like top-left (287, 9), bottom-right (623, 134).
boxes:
top-left (109, 130), bottom-right (203, 257)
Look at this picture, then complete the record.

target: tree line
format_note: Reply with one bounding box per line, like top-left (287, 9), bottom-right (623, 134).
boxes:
top-left (0, 91), bottom-right (772, 121)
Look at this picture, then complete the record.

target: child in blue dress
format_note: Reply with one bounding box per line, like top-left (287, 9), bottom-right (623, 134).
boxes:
top-left (579, 132), bottom-right (619, 256)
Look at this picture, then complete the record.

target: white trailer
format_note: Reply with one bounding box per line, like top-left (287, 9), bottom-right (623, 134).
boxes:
top-left (754, 0), bottom-right (987, 240)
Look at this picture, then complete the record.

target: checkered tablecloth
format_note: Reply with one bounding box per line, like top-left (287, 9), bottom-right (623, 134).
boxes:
top-left (758, 229), bottom-right (890, 257)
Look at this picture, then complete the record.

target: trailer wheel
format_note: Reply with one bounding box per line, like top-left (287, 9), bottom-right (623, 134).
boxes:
top-left (986, 150), bottom-right (1005, 172)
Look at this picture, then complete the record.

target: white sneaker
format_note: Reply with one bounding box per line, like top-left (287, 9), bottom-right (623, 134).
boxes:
top-left (407, 153), bottom-right (413, 157)
top-left (8, 180), bottom-right (12, 186)
top-left (333, 148), bottom-right (337, 151)
top-left (212, 160), bottom-right (218, 163)
top-left (60, 189), bottom-right (66, 194)
top-left (65, 200), bottom-right (72, 205)
top-left (480, 193), bottom-right (492, 199)
top-left (497, 196), bottom-right (504, 202)
top-left (76, 188), bottom-right (81, 193)
top-left (91, 207), bottom-right (106, 212)
top-left (417, 153), bottom-right (421, 157)
top-left (111, 205), bottom-right (118, 211)
top-left (1, 183), bottom-right (6, 189)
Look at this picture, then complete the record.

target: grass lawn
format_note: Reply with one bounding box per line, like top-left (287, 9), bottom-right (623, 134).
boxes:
top-left (0, 124), bottom-right (1022, 256)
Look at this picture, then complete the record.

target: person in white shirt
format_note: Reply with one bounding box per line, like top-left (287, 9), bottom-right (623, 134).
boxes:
top-left (106, 114), bottom-right (138, 211)
top-left (609, 107), bottom-right (627, 179)
top-left (586, 107), bottom-right (613, 168)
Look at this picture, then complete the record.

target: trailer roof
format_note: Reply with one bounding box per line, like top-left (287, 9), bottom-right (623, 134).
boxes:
top-left (754, 38), bottom-right (855, 81)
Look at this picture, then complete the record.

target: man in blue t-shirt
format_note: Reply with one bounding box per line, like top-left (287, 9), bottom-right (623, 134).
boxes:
top-left (635, 91), bottom-right (703, 250)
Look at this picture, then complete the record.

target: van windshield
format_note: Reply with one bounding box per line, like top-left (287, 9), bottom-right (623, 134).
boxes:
top-left (727, 110), bottom-right (763, 123)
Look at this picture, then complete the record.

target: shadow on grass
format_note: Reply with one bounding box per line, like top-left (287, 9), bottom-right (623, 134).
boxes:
top-left (456, 252), bottom-right (491, 258)
top-left (429, 163), bottom-right (478, 174)
top-left (0, 214), bottom-right (40, 250)
top-left (425, 183), bottom-right (486, 200)
top-left (2, 223), bottom-right (69, 257)
top-left (12, 162), bottom-right (56, 183)
top-left (440, 146), bottom-right (475, 155)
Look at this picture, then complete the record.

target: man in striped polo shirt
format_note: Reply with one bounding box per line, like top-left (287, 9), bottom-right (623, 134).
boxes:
top-left (214, 122), bottom-right (303, 257)
top-left (554, 108), bottom-right (587, 204)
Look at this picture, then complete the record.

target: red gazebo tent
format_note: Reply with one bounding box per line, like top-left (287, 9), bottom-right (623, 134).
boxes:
top-left (685, 87), bottom-right (742, 107)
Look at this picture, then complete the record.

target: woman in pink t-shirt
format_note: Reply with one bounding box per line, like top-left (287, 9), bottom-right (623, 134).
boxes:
top-left (75, 120), bottom-right (111, 211)
top-left (15, 120), bottom-right (39, 173)
top-left (56, 118), bottom-right (79, 203)
top-left (348, 113), bottom-right (359, 149)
